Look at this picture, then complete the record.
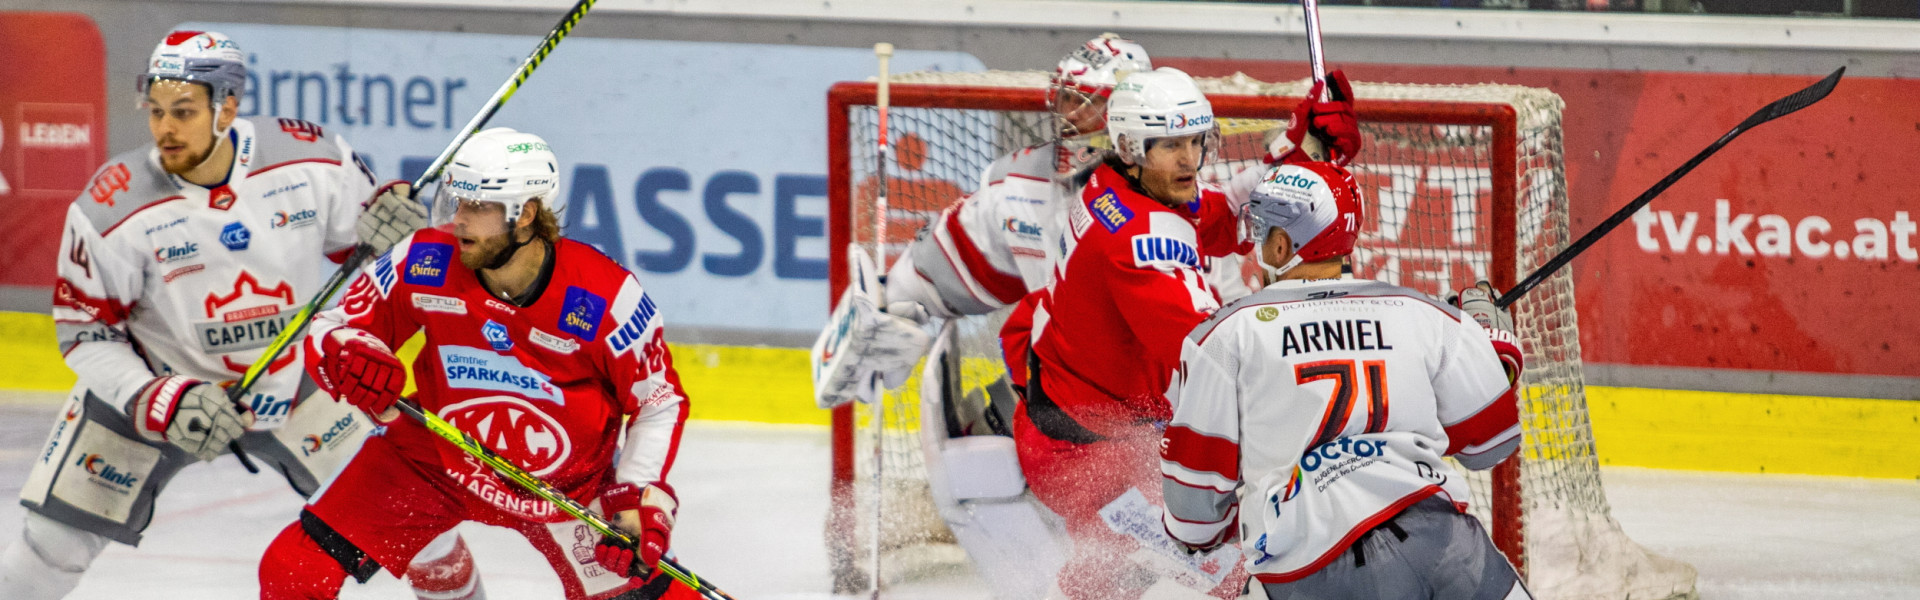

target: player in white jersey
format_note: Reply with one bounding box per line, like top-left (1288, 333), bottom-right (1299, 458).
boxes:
top-left (1159, 161), bottom-right (1530, 599)
top-left (0, 30), bottom-right (485, 600)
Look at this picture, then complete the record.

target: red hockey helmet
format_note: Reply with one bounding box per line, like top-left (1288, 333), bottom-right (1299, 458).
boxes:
top-left (1244, 161), bottom-right (1363, 270)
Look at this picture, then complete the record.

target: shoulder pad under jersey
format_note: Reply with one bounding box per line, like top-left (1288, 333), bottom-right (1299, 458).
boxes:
top-left (983, 143), bottom-right (1058, 186)
top-left (248, 117), bottom-right (346, 171)
top-left (72, 149), bottom-right (181, 236)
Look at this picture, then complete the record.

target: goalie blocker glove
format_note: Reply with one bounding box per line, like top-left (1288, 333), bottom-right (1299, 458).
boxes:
top-left (593, 482), bottom-right (678, 577)
top-left (125, 375), bottom-right (254, 462)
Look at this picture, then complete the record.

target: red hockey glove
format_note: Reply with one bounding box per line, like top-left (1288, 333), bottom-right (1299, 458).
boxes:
top-left (595, 482), bottom-right (678, 578)
top-left (313, 327), bottom-right (406, 417)
top-left (1451, 281), bottom-right (1525, 385)
top-left (1274, 69), bottom-right (1362, 166)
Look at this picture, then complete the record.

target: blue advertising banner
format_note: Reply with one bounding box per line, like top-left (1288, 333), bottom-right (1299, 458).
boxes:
top-left (189, 22), bottom-right (983, 336)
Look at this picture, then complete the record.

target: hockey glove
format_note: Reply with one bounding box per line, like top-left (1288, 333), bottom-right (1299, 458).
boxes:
top-left (594, 482), bottom-right (677, 578)
top-left (812, 248), bottom-right (934, 409)
top-left (1452, 281), bottom-right (1525, 385)
top-left (126, 376), bottom-right (254, 462)
top-left (313, 327), bottom-right (407, 418)
top-left (358, 181), bottom-right (430, 256)
top-left (1273, 69), bottom-right (1362, 166)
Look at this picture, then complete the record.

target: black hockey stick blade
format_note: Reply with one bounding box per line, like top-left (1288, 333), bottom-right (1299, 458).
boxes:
top-left (1496, 66), bottom-right (1844, 309)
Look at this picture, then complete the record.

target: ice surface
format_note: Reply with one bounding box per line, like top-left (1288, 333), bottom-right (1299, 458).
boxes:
top-left (0, 395), bottom-right (1911, 598)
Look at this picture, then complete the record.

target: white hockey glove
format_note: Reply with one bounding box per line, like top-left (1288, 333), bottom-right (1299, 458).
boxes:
top-left (1451, 281), bottom-right (1525, 384)
top-left (358, 181), bottom-right (430, 255)
top-left (812, 248), bottom-right (934, 409)
top-left (126, 376), bottom-right (255, 462)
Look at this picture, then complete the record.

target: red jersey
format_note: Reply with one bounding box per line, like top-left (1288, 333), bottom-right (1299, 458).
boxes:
top-left (1012, 161), bottom-right (1242, 438)
top-left (307, 228), bottom-right (689, 522)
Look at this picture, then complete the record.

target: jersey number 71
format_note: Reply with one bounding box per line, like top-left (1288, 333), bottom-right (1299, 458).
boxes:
top-left (1295, 359), bottom-right (1389, 450)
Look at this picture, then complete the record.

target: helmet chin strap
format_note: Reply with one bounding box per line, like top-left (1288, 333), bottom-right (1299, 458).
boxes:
top-left (484, 222), bottom-right (535, 271)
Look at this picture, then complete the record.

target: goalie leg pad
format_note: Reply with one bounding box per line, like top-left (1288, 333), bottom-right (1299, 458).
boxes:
top-left (0, 512), bottom-right (110, 600)
top-left (18, 387), bottom-right (197, 546)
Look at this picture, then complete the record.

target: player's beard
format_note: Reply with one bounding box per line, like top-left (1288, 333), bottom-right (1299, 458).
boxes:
top-left (459, 233), bottom-right (514, 270)
top-left (156, 132), bottom-right (219, 175)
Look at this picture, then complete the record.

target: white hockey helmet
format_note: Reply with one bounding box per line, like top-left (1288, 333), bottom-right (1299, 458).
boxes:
top-left (1050, 33), bottom-right (1152, 138)
top-left (1105, 67), bottom-right (1217, 165)
top-left (138, 31), bottom-right (247, 110)
top-left (1245, 161), bottom-right (1363, 277)
top-left (431, 128), bottom-right (565, 229)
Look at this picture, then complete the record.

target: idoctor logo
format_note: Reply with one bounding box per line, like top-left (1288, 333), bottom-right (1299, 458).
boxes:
top-left (1632, 202), bottom-right (1919, 262)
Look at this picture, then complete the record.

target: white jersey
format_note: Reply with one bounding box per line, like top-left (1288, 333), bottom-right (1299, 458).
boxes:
top-left (1158, 277), bottom-right (1520, 584)
top-left (888, 141), bottom-right (1263, 318)
top-left (53, 117), bottom-right (373, 429)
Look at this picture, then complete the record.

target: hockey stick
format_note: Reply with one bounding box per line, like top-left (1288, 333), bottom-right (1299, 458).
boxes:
top-left (865, 41), bottom-right (893, 599)
top-left (229, 0), bottom-right (599, 402)
top-left (213, 0), bottom-right (597, 471)
top-left (1495, 66), bottom-right (1844, 309)
top-left (390, 400), bottom-right (736, 600)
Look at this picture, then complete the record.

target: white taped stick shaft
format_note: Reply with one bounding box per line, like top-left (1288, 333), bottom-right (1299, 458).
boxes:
top-left (1302, 0), bottom-right (1328, 101)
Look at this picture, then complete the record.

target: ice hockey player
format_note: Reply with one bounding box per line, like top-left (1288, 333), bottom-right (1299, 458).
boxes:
top-left (1159, 161), bottom-right (1531, 599)
top-left (0, 30), bottom-right (487, 600)
top-left (809, 34), bottom-right (1154, 598)
top-left (813, 33), bottom-right (1156, 411)
top-left (256, 128), bottom-right (699, 600)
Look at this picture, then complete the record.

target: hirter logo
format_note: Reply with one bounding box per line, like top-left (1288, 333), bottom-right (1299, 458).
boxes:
top-left (87, 163), bottom-right (132, 207)
top-left (404, 243), bottom-right (452, 287)
top-left (557, 287), bottom-right (605, 340)
top-left (439, 396), bottom-right (572, 477)
top-left (278, 118), bottom-right (324, 143)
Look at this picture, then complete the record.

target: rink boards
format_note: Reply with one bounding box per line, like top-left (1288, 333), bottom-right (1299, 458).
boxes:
top-left (1, 310), bottom-right (1912, 480)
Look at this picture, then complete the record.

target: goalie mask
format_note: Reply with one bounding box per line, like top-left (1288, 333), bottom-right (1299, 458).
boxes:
top-left (1051, 33), bottom-right (1152, 140)
top-left (1105, 67), bottom-right (1219, 167)
top-left (1245, 161), bottom-right (1363, 278)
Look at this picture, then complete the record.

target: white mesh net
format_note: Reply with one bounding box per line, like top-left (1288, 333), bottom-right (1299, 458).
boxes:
top-left (830, 70), bottom-right (1697, 600)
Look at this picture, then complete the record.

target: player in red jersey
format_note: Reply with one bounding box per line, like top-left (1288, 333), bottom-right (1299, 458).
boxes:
top-left (256, 128), bottom-right (697, 600)
top-left (1002, 67), bottom-right (1362, 599)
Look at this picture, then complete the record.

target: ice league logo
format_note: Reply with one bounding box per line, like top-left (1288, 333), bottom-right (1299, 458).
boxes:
top-left (405, 243), bottom-right (452, 287)
top-left (558, 286), bottom-right (605, 340)
top-left (483, 320), bottom-right (514, 352)
top-left (219, 222), bottom-right (250, 251)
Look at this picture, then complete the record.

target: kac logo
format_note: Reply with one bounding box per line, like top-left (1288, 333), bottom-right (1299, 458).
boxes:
top-left (439, 395), bottom-right (572, 477)
top-left (483, 320), bottom-right (514, 352)
top-left (220, 221), bottom-right (250, 251)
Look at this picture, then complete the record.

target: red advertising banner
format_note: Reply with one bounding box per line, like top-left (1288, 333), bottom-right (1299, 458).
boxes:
top-left (0, 12), bottom-right (107, 293)
top-left (1166, 58), bottom-right (1918, 380)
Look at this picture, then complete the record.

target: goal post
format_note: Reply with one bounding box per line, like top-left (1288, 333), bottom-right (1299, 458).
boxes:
top-left (823, 71), bottom-right (1696, 600)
